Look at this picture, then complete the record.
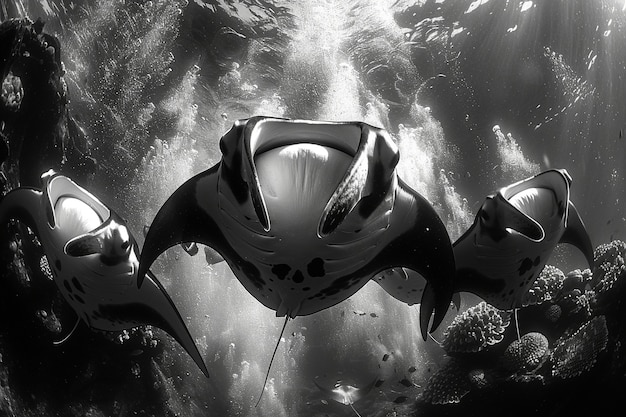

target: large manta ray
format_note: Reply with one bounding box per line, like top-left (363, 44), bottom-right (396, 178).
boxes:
top-left (453, 169), bottom-right (594, 310)
top-left (138, 116), bottom-right (455, 340)
top-left (0, 171), bottom-right (208, 377)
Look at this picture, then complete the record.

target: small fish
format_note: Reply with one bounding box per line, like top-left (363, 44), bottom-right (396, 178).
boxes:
top-left (370, 312), bottom-right (378, 318)
top-left (408, 366), bottom-right (417, 373)
top-left (393, 396), bottom-right (409, 404)
top-left (382, 354), bottom-right (390, 362)
top-left (453, 169), bottom-right (593, 310)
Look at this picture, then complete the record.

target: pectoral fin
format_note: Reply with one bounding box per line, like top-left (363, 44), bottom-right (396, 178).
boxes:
top-left (138, 165), bottom-right (225, 287)
top-left (560, 201), bottom-right (594, 267)
top-left (135, 271), bottom-right (209, 377)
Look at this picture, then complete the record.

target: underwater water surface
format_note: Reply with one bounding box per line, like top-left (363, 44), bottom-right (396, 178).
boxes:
top-left (1, 0), bottom-right (626, 416)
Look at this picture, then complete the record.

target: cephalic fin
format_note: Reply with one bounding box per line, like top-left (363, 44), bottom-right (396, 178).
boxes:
top-left (319, 125), bottom-right (398, 237)
top-left (493, 194), bottom-right (544, 241)
top-left (65, 233), bottom-right (102, 256)
top-left (560, 201), bottom-right (594, 267)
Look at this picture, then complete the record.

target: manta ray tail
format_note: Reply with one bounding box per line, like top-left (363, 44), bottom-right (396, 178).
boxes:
top-left (53, 316), bottom-right (81, 345)
top-left (255, 315), bottom-right (289, 407)
top-left (560, 201), bottom-right (594, 268)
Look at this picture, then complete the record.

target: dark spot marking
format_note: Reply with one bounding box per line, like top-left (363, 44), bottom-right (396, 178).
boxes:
top-left (397, 286), bottom-right (403, 290)
top-left (518, 257), bottom-right (534, 276)
top-left (75, 295), bottom-right (85, 304)
top-left (72, 277), bottom-right (85, 293)
top-left (307, 258), bottom-right (325, 277)
top-left (303, 287), bottom-right (311, 291)
top-left (55, 259), bottom-right (62, 271)
top-left (292, 270), bottom-right (305, 284)
top-left (63, 280), bottom-right (73, 293)
top-left (272, 264), bottom-right (291, 281)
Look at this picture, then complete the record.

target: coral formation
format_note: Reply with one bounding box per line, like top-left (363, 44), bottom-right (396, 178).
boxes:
top-left (592, 240), bottom-right (626, 295)
top-left (421, 245), bottom-right (626, 416)
top-left (441, 301), bottom-right (511, 354)
top-left (551, 315), bottom-right (608, 379)
top-left (522, 265), bottom-right (564, 307)
top-left (501, 332), bottom-right (549, 374)
top-left (422, 358), bottom-right (472, 404)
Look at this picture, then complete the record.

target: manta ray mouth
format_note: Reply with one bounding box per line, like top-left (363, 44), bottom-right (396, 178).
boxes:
top-left (508, 187), bottom-right (557, 222)
top-left (250, 120), bottom-right (360, 233)
top-left (54, 197), bottom-right (103, 246)
top-left (255, 144), bottom-right (352, 233)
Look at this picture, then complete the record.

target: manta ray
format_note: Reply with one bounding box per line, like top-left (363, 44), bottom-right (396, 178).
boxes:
top-left (0, 170), bottom-right (208, 377)
top-left (139, 117), bottom-right (456, 340)
top-left (453, 169), bottom-right (594, 310)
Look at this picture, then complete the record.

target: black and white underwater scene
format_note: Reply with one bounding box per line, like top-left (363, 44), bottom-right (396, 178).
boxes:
top-left (2, 0), bottom-right (626, 416)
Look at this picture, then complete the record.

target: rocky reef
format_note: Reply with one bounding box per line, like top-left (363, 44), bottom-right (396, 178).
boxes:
top-left (416, 240), bottom-right (626, 416)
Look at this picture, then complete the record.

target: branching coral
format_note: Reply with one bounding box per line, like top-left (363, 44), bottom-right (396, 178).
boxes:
top-left (551, 315), bottom-right (608, 379)
top-left (422, 358), bottom-right (472, 404)
top-left (562, 269), bottom-right (592, 293)
top-left (592, 240), bottom-right (626, 295)
top-left (442, 301), bottom-right (511, 354)
top-left (501, 332), bottom-right (549, 374)
top-left (522, 265), bottom-right (565, 307)
top-left (558, 288), bottom-right (593, 318)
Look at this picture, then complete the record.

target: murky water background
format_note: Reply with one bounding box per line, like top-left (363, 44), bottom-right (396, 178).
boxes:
top-left (1, 0), bottom-right (626, 416)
